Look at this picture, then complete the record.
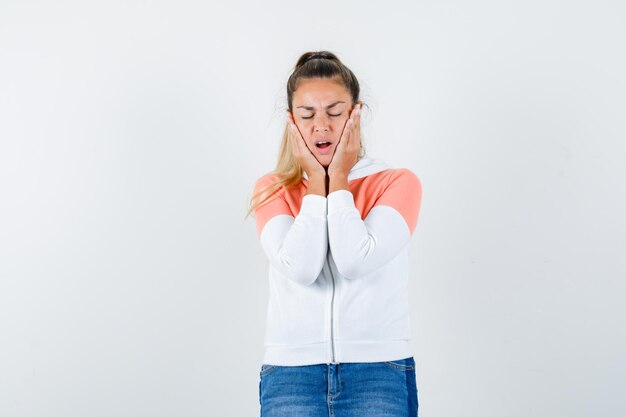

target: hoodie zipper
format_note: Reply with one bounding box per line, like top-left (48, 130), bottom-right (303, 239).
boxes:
top-left (327, 247), bottom-right (336, 363)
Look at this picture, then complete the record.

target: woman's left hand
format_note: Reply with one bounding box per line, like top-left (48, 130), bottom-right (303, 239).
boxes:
top-left (328, 103), bottom-right (362, 177)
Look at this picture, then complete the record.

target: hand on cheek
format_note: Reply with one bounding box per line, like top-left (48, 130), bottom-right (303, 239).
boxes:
top-left (328, 103), bottom-right (361, 177)
top-left (287, 112), bottom-right (326, 178)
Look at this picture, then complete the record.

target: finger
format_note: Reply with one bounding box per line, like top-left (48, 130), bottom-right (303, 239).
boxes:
top-left (350, 103), bottom-right (360, 126)
top-left (288, 123), bottom-right (303, 157)
top-left (345, 104), bottom-right (360, 153)
top-left (345, 107), bottom-right (357, 146)
top-left (336, 124), bottom-right (349, 156)
top-left (353, 104), bottom-right (361, 149)
top-left (287, 114), bottom-right (307, 150)
top-left (342, 105), bottom-right (357, 137)
top-left (290, 122), bottom-right (316, 160)
top-left (336, 103), bottom-right (358, 153)
top-left (293, 124), bottom-right (314, 154)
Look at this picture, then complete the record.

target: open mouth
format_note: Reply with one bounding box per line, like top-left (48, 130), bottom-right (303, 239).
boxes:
top-left (315, 141), bottom-right (333, 149)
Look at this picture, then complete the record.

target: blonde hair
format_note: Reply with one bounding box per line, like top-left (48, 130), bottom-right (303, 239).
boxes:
top-left (245, 51), bottom-right (367, 219)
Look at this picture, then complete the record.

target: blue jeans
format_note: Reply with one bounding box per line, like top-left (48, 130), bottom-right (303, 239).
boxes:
top-left (259, 357), bottom-right (418, 416)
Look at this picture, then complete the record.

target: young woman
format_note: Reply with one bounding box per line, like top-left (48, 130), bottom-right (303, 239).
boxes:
top-left (247, 51), bottom-right (423, 416)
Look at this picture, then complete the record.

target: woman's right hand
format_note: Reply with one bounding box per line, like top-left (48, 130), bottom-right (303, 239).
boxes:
top-left (286, 112), bottom-right (326, 179)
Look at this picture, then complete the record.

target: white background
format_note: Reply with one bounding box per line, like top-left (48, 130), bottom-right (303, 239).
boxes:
top-left (1, 1), bottom-right (625, 416)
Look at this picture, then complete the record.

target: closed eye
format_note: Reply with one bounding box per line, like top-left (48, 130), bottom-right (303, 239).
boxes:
top-left (302, 113), bottom-right (342, 120)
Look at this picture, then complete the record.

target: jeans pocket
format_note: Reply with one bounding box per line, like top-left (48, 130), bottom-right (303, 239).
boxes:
top-left (383, 357), bottom-right (415, 371)
top-left (260, 363), bottom-right (278, 377)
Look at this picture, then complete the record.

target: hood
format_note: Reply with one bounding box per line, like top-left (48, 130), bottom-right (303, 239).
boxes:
top-left (302, 156), bottom-right (392, 182)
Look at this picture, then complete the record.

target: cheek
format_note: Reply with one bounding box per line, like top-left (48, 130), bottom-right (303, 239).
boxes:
top-left (294, 121), bottom-right (309, 135)
top-left (335, 117), bottom-right (349, 131)
top-left (298, 120), bottom-right (313, 131)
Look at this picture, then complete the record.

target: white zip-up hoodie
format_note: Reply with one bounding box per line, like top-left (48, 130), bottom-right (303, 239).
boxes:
top-left (252, 157), bottom-right (422, 366)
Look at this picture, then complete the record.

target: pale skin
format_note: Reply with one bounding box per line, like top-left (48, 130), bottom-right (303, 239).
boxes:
top-left (286, 77), bottom-right (362, 197)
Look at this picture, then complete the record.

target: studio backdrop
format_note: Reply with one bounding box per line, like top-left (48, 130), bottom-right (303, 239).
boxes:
top-left (0, 1), bottom-right (624, 416)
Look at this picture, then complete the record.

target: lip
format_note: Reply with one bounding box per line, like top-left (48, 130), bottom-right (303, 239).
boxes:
top-left (313, 141), bottom-right (334, 155)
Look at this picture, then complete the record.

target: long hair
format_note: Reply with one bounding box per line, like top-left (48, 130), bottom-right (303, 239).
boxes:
top-left (246, 51), bottom-right (367, 219)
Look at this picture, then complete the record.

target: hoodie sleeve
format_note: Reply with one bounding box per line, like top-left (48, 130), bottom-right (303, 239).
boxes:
top-left (253, 175), bottom-right (328, 286)
top-left (327, 168), bottom-right (422, 279)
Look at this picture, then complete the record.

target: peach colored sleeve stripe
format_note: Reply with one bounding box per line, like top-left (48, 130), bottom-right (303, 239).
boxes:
top-left (253, 175), bottom-right (293, 236)
top-left (373, 169), bottom-right (422, 235)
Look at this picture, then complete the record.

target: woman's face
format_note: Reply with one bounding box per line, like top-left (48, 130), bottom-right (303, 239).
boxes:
top-left (290, 77), bottom-right (354, 167)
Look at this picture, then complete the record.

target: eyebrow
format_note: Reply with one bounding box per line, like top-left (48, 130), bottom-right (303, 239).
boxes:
top-left (296, 101), bottom-right (346, 111)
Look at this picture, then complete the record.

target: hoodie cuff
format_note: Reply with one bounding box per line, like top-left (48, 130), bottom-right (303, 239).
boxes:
top-left (327, 189), bottom-right (355, 215)
top-left (299, 193), bottom-right (328, 217)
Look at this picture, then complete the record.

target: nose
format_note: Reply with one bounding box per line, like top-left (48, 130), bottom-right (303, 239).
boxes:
top-left (314, 120), bottom-right (330, 132)
top-left (313, 113), bottom-right (331, 132)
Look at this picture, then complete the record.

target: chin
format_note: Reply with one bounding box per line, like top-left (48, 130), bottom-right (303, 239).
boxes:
top-left (315, 157), bottom-right (331, 168)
